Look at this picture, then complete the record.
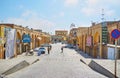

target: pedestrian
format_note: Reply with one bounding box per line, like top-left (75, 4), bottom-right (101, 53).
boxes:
top-left (50, 45), bottom-right (52, 51)
top-left (61, 46), bottom-right (63, 53)
top-left (47, 46), bottom-right (50, 54)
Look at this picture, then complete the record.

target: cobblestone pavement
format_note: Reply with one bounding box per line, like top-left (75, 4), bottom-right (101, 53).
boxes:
top-left (6, 43), bottom-right (107, 78)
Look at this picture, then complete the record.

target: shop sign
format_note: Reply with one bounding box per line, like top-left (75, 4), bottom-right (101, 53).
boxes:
top-left (22, 34), bottom-right (31, 43)
top-left (102, 22), bottom-right (108, 43)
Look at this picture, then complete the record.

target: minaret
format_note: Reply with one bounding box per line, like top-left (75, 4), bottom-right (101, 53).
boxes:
top-left (70, 23), bottom-right (75, 29)
top-left (101, 9), bottom-right (105, 22)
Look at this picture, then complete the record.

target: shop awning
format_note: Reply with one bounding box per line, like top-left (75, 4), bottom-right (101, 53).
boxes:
top-left (37, 37), bottom-right (42, 40)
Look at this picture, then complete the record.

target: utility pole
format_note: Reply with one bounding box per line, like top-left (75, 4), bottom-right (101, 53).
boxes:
top-left (115, 40), bottom-right (117, 78)
top-left (111, 29), bottom-right (119, 78)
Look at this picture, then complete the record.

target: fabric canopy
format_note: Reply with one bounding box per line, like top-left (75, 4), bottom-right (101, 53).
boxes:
top-left (37, 37), bottom-right (42, 40)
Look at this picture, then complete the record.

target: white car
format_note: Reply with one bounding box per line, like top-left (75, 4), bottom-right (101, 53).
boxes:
top-left (34, 47), bottom-right (40, 52)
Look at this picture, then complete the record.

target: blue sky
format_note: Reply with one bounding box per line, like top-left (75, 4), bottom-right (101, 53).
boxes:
top-left (0, 0), bottom-right (120, 34)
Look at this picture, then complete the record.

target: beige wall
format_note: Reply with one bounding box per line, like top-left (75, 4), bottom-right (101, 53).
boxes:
top-left (0, 24), bottom-right (50, 59)
top-left (69, 21), bottom-right (120, 58)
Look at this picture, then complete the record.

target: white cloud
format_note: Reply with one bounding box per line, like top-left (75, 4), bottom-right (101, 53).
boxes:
top-left (64, 0), bottom-right (79, 7)
top-left (85, 0), bottom-right (99, 6)
top-left (6, 11), bottom-right (55, 32)
top-left (80, 0), bottom-right (119, 17)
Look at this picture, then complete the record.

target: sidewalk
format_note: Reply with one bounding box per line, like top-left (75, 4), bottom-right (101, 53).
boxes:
top-left (75, 50), bottom-right (120, 78)
top-left (93, 59), bottom-right (120, 78)
top-left (77, 51), bottom-right (92, 65)
top-left (0, 53), bottom-right (39, 76)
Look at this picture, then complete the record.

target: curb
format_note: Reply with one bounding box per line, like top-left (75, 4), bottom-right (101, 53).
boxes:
top-left (31, 59), bottom-right (39, 64)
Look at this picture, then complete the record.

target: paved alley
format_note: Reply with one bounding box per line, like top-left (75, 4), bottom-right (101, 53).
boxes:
top-left (6, 43), bottom-right (107, 78)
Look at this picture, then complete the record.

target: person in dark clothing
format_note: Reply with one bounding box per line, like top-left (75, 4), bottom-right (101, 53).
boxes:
top-left (50, 45), bottom-right (52, 51)
top-left (61, 46), bottom-right (63, 53)
top-left (47, 46), bottom-right (50, 54)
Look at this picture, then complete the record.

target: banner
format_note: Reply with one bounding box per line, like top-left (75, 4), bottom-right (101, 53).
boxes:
top-left (86, 36), bottom-right (92, 46)
top-left (5, 29), bottom-right (16, 59)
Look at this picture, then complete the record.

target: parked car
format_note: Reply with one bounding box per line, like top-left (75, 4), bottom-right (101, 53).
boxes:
top-left (33, 47), bottom-right (46, 56)
top-left (39, 47), bottom-right (46, 54)
top-left (65, 44), bottom-right (74, 48)
top-left (34, 47), bottom-right (40, 52)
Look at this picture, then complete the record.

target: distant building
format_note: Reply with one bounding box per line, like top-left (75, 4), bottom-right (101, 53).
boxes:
top-left (52, 30), bottom-right (68, 43)
top-left (55, 30), bottom-right (68, 36)
top-left (68, 28), bottom-right (78, 45)
top-left (34, 29), bottom-right (42, 32)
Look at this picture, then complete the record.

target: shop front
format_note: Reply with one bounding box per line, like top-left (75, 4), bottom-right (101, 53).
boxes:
top-left (93, 32), bottom-right (100, 58)
top-left (86, 36), bottom-right (93, 56)
top-left (22, 34), bottom-right (31, 52)
top-left (0, 39), bottom-right (5, 59)
top-left (16, 32), bottom-right (22, 55)
top-left (0, 26), bottom-right (12, 59)
top-left (37, 37), bottom-right (42, 47)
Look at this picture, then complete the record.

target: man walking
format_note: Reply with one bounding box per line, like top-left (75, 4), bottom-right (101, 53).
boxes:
top-left (61, 46), bottom-right (63, 53)
top-left (47, 46), bottom-right (50, 54)
top-left (50, 45), bottom-right (52, 51)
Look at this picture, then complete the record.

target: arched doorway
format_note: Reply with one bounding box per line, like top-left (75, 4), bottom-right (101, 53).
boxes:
top-left (36, 35), bottom-right (39, 47)
top-left (79, 36), bottom-right (82, 50)
top-left (22, 33), bottom-right (31, 52)
top-left (37, 36), bottom-right (42, 46)
top-left (16, 31), bottom-right (21, 55)
top-left (82, 35), bottom-right (84, 51)
top-left (93, 32), bottom-right (100, 58)
top-left (35, 35), bottom-right (37, 48)
top-left (84, 34), bottom-right (87, 53)
top-left (32, 34), bottom-right (35, 49)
